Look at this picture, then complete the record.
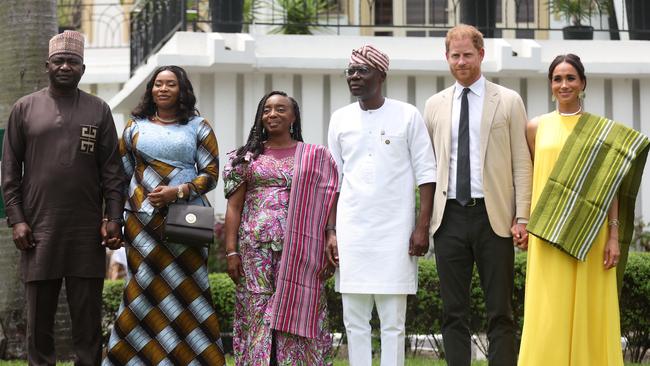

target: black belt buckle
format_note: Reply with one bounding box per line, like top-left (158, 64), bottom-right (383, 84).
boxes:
top-left (466, 198), bottom-right (478, 207)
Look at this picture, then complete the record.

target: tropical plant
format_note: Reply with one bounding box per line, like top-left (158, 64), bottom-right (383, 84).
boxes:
top-left (57, 0), bottom-right (83, 31)
top-left (265, 0), bottom-right (337, 35)
top-left (548, 0), bottom-right (609, 26)
top-left (243, 0), bottom-right (262, 24)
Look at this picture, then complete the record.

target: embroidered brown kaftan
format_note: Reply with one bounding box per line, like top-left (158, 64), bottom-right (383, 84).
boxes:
top-left (1, 87), bottom-right (124, 281)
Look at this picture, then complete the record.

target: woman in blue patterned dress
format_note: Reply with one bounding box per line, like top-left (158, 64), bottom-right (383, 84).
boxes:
top-left (104, 66), bottom-right (225, 366)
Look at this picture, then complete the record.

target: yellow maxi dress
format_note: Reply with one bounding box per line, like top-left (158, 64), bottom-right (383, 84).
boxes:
top-left (517, 111), bottom-right (623, 366)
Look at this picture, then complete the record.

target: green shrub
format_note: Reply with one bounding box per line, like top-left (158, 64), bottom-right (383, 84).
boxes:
top-left (101, 252), bottom-right (650, 360)
top-left (101, 279), bottom-right (125, 346)
top-left (620, 252), bottom-right (650, 362)
top-left (406, 259), bottom-right (444, 356)
top-left (208, 273), bottom-right (236, 333)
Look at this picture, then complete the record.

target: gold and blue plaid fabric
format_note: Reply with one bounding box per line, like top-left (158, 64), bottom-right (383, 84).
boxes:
top-left (104, 117), bottom-right (225, 365)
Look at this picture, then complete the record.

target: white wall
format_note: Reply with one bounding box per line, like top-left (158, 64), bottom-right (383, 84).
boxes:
top-left (109, 33), bottom-right (650, 219)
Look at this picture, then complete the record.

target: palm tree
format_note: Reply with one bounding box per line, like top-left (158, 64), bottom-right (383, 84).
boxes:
top-left (0, 0), bottom-right (57, 358)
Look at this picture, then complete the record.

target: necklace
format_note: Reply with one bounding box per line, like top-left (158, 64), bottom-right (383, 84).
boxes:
top-left (264, 140), bottom-right (297, 149)
top-left (558, 106), bottom-right (582, 116)
top-left (155, 111), bottom-right (177, 124)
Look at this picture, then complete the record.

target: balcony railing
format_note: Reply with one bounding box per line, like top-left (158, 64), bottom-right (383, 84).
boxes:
top-left (127, 0), bottom-right (650, 73)
top-left (58, 0), bottom-right (133, 48)
top-left (129, 0), bottom-right (186, 75)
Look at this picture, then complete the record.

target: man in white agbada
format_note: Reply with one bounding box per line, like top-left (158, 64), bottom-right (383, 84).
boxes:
top-left (326, 44), bottom-right (436, 366)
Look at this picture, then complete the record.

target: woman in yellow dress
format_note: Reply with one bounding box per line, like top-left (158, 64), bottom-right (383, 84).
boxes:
top-left (517, 54), bottom-right (635, 365)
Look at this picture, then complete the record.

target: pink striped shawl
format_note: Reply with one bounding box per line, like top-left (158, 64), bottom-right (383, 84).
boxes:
top-left (269, 142), bottom-right (339, 339)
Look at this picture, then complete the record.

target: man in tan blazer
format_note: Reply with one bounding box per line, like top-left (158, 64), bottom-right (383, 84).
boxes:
top-left (423, 25), bottom-right (532, 366)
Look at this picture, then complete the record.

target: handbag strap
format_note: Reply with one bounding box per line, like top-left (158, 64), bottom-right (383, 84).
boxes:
top-left (187, 181), bottom-right (211, 207)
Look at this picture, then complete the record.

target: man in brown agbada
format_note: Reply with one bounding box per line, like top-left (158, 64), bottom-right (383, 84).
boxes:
top-left (1, 30), bottom-right (124, 366)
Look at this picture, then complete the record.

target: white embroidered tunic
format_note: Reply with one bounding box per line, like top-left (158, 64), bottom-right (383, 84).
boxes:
top-left (328, 98), bottom-right (436, 294)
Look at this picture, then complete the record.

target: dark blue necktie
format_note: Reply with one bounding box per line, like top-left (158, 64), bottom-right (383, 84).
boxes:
top-left (456, 87), bottom-right (471, 206)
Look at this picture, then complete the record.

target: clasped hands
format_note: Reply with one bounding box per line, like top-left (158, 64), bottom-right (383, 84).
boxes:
top-left (511, 222), bottom-right (528, 250)
top-left (148, 185), bottom-right (179, 208)
top-left (101, 219), bottom-right (124, 250)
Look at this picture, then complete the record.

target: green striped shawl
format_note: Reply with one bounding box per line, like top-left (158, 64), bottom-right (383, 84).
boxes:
top-left (527, 113), bottom-right (649, 289)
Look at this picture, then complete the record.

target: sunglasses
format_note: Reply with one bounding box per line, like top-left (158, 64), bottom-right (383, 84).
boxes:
top-left (344, 66), bottom-right (372, 77)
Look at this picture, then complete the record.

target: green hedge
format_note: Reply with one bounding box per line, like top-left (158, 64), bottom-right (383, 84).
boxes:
top-left (620, 252), bottom-right (650, 362)
top-left (102, 252), bottom-right (650, 361)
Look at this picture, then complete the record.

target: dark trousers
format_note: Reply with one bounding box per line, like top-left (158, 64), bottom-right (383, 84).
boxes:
top-left (434, 200), bottom-right (516, 366)
top-left (25, 277), bottom-right (104, 366)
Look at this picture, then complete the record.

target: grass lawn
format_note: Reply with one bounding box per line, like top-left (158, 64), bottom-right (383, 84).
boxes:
top-left (0, 358), bottom-right (647, 365)
top-left (0, 359), bottom-right (483, 366)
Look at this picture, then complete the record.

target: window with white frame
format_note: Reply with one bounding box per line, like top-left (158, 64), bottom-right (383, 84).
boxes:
top-left (368, 0), bottom-right (539, 38)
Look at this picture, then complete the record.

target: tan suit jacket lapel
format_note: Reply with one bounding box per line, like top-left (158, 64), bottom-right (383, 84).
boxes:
top-left (440, 88), bottom-right (454, 169)
top-left (480, 81), bottom-right (499, 168)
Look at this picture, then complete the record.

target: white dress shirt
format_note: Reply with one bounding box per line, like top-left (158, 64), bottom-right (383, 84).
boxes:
top-left (328, 98), bottom-right (436, 294)
top-left (448, 76), bottom-right (485, 199)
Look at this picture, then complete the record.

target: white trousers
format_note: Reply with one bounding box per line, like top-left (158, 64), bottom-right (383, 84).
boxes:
top-left (342, 293), bottom-right (407, 366)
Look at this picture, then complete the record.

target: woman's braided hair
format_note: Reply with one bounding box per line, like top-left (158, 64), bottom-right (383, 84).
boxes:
top-left (231, 91), bottom-right (303, 167)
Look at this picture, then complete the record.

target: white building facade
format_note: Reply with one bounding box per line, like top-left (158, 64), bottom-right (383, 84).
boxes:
top-left (105, 32), bottom-right (650, 220)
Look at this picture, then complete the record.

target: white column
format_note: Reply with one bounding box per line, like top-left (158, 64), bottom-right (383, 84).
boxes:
top-left (415, 76), bottom-right (437, 114)
top-left (195, 73), bottom-right (213, 124)
top-left (611, 78), bottom-right (634, 128)
top-left (526, 78), bottom-right (550, 119)
top-left (211, 73), bottom-right (238, 215)
top-left (386, 75), bottom-right (408, 103)
top-left (330, 73), bottom-right (351, 113)
top-left (444, 76), bottom-right (455, 89)
top-left (112, 113), bottom-right (126, 137)
top-left (97, 83), bottom-right (121, 104)
top-left (243, 73), bottom-right (266, 146)
top-left (498, 77), bottom-right (520, 95)
top-left (584, 77), bottom-right (606, 117)
top-left (300, 74), bottom-right (326, 145)
top-left (639, 79), bottom-right (650, 222)
top-left (272, 73), bottom-right (294, 95)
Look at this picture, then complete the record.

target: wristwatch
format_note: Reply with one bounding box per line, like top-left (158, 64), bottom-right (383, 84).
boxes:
top-left (176, 184), bottom-right (185, 201)
top-left (107, 217), bottom-right (124, 226)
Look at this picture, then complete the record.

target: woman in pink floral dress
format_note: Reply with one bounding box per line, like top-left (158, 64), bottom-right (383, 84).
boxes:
top-left (223, 91), bottom-right (339, 366)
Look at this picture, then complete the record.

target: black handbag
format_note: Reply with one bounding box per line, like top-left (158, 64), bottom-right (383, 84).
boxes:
top-left (164, 194), bottom-right (214, 248)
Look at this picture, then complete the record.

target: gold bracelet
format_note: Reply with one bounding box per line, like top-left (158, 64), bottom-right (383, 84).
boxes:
top-left (608, 219), bottom-right (620, 227)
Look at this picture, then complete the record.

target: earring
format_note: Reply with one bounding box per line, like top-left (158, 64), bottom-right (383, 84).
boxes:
top-left (290, 124), bottom-right (294, 134)
top-left (551, 94), bottom-right (556, 102)
top-left (262, 127), bottom-right (267, 135)
top-left (579, 91), bottom-right (586, 100)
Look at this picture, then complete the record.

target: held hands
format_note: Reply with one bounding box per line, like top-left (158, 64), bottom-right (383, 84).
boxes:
top-left (511, 222), bottom-right (529, 250)
top-left (603, 237), bottom-right (620, 270)
top-left (12, 222), bottom-right (35, 250)
top-left (148, 185), bottom-right (178, 208)
top-left (226, 254), bottom-right (245, 284)
top-left (409, 225), bottom-right (429, 257)
top-left (101, 220), bottom-right (124, 250)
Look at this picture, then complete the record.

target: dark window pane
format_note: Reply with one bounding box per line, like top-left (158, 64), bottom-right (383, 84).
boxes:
top-left (429, 30), bottom-right (447, 37)
top-left (515, 29), bottom-right (534, 38)
top-left (374, 31), bottom-right (393, 36)
top-left (407, 0), bottom-right (426, 24)
top-left (407, 30), bottom-right (427, 36)
top-left (431, 0), bottom-right (447, 24)
top-left (516, 0), bottom-right (535, 22)
top-left (496, 0), bottom-right (502, 23)
top-left (375, 0), bottom-right (393, 25)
